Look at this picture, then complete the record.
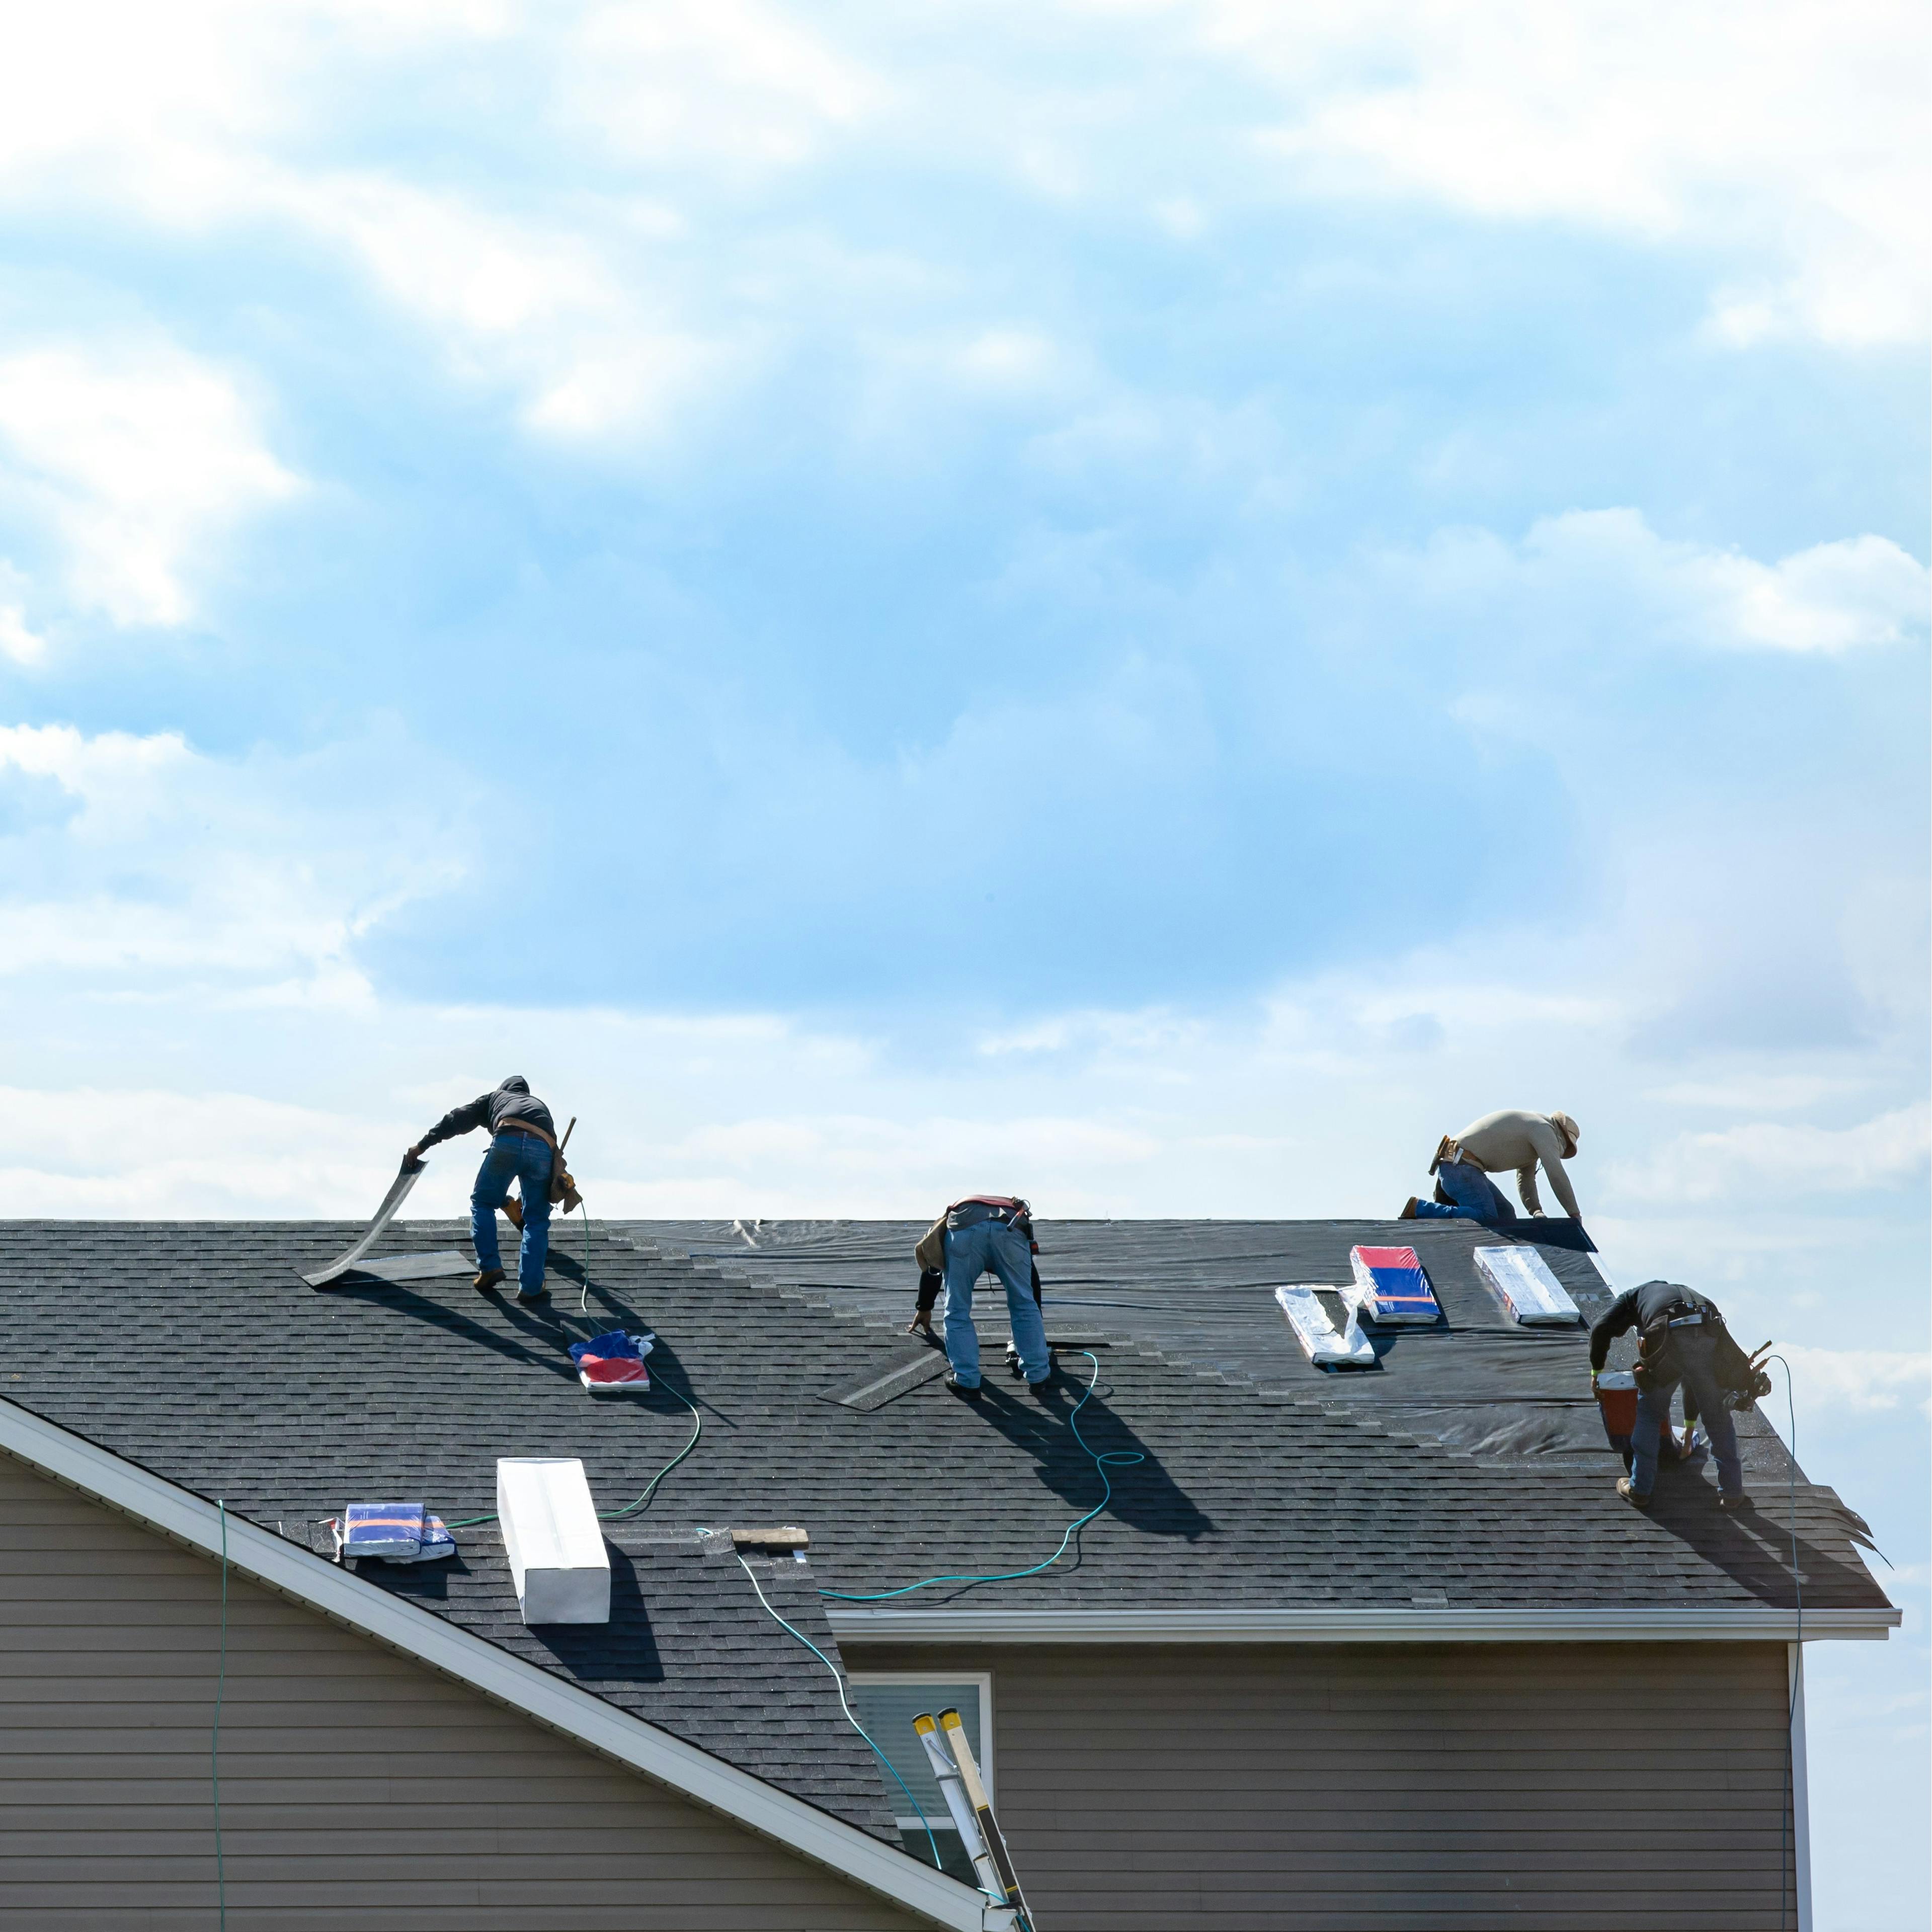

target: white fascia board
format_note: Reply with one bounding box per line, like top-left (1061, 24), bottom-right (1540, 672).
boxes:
top-left (830, 1605), bottom-right (1899, 1645)
top-left (0, 1398), bottom-right (999, 1932)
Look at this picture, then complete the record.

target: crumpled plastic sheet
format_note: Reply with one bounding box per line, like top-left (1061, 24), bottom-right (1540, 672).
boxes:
top-left (1275, 1284), bottom-right (1377, 1369)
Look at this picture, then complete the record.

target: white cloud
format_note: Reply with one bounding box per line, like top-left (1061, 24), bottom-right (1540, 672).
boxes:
top-left (1695, 533), bottom-right (1930, 654)
top-left (273, 173), bottom-right (724, 438)
top-left (1643, 1074), bottom-right (1871, 1113)
top-left (956, 330), bottom-right (1063, 389)
top-left (566, 0), bottom-right (878, 169)
top-left (0, 1), bottom-right (848, 442)
top-left (1407, 509), bottom-right (1928, 656)
top-left (0, 605), bottom-right (46, 665)
top-left (1607, 1102), bottom-right (1932, 1208)
top-left (1773, 1345), bottom-right (1931, 1416)
top-left (0, 721), bottom-right (465, 987)
top-left (1180, 0), bottom-right (1929, 345)
top-left (0, 343), bottom-right (298, 627)
top-left (0, 1082), bottom-right (390, 1218)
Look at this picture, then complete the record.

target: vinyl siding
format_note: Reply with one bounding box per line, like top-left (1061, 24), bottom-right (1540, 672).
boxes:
top-left (851, 1640), bottom-right (1801, 1931)
top-left (0, 1451), bottom-right (924, 1931)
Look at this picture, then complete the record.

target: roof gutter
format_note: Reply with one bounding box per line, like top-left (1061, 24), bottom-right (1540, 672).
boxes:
top-left (829, 1604), bottom-right (1899, 1645)
top-left (0, 1397), bottom-right (1005, 1932)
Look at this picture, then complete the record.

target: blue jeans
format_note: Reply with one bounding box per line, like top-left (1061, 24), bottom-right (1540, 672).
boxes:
top-left (1631, 1329), bottom-right (1743, 1499)
top-left (471, 1133), bottom-right (553, 1296)
top-left (943, 1219), bottom-right (1050, 1387)
top-left (1410, 1157), bottom-right (1515, 1221)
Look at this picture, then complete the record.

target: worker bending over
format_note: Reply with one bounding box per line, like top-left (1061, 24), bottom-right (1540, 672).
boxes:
top-left (1589, 1279), bottom-right (1749, 1511)
top-left (408, 1076), bottom-right (565, 1305)
top-left (910, 1196), bottom-right (1052, 1397)
top-left (1402, 1108), bottom-right (1582, 1224)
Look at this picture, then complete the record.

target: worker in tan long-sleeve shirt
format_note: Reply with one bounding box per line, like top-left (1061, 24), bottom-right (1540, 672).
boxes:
top-left (1401, 1109), bottom-right (1583, 1224)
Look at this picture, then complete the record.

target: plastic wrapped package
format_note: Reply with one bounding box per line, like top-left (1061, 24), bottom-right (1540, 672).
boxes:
top-left (1473, 1245), bottom-right (1581, 1325)
top-left (341, 1500), bottom-right (423, 1559)
top-left (1348, 1245), bottom-right (1441, 1325)
top-left (1274, 1284), bottom-right (1378, 1369)
top-left (568, 1329), bottom-right (655, 1392)
top-left (335, 1504), bottom-right (455, 1563)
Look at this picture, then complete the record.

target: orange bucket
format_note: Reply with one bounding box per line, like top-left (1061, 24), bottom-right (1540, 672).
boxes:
top-left (1595, 1370), bottom-right (1638, 1439)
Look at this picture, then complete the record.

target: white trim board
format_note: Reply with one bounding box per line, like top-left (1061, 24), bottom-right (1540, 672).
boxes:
top-left (0, 1397), bottom-right (1006, 1932)
top-left (1789, 1643), bottom-right (1813, 1932)
top-left (830, 1604), bottom-right (1899, 1645)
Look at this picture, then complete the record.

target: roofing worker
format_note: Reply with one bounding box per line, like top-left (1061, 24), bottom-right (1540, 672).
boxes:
top-left (1402, 1108), bottom-right (1582, 1224)
top-left (407, 1076), bottom-right (563, 1306)
top-left (910, 1195), bottom-right (1052, 1398)
top-left (1589, 1279), bottom-right (1750, 1511)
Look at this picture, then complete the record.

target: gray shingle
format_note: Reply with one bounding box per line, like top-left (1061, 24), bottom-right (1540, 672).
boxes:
top-left (0, 1214), bottom-right (1891, 1829)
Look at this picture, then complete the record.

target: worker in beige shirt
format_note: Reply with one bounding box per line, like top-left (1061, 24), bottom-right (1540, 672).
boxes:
top-left (1401, 1109), bottom-right (1582, 1224)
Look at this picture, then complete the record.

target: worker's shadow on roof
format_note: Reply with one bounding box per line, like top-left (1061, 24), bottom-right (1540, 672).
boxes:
top-left (968, 1374), bottom-right (1214, 1544)
top-left (320, 1278), bottom-right (581, 1385)
top-left (1642, 1481), bottom-right (1866, 1606)
top-left (564, 1275), bottom-right (736, 1430)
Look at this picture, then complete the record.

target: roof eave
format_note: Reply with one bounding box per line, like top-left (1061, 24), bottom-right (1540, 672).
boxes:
top-left (0, 1396), bottom-right (1004, 1932)
top-left (829, 1604), bottom-right (1899, 1644)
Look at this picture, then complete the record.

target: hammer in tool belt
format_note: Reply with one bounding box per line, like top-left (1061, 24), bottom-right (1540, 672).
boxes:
top-left (506, 1115), bottom-right (579, 1229)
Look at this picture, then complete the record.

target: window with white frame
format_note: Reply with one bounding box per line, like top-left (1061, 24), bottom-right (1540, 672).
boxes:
top-left (847, 1673), bottom-right (993, 1884)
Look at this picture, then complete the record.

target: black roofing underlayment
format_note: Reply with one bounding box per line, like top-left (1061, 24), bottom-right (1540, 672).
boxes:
top-left (1, 1216), bottom-right (1892, 1832)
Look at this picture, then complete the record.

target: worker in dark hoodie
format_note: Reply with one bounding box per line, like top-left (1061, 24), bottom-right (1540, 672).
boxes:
top-left (407, 1076), bottom-right (561, 1304)
top-left (1589, 1278), bottom-right (1751, 1511)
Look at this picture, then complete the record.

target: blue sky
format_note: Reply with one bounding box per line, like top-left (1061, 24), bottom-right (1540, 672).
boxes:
top-left (1, 4), bottom-right (1927, 1921)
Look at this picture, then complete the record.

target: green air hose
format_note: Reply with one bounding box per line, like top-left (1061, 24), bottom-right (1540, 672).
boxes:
top-left (733, 1549), bottom-right (947, 1874)
top-left (819, 1350), bottom-right (1142, 1603)
top-left (445, 1378), bottom-right (701, 1532)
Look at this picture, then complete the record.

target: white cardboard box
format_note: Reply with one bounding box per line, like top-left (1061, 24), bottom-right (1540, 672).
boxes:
top-left (496, 1458), bottom-right (611, 1625)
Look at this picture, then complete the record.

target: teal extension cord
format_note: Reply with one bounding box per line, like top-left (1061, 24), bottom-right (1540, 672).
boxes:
top-left (819, 1350), bottom-right (1142, 1604)
top-left (445, 1375), bottom-right (701, 1532)
top-left (732, 1550), bottom-right (948, 1874)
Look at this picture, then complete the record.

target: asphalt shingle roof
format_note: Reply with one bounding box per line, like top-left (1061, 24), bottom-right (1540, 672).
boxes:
top-left (1, 1214), bottom-right (1891, 1820)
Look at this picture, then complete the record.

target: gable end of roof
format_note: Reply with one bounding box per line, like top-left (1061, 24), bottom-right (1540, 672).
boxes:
top-left (0, 1395), bottom-right (1003, 1932)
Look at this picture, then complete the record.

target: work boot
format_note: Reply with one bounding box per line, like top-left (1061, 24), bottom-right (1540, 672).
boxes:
top-left (945, 1376), bottom-right (982, 1400)
top-left (1399, 1197), bottom-right (1419, 1220)
top-left (472, 1268), bottom-right (506, 1295)
top-left (516, 1286), bottom-right (551, 1308)
top-left (504, 1198), bottom-right (524, 1231)
top-left (1719, 1493), bottom-right (1753, 1512)
top-left (1616, 1477), bottom-right (1652, 1509)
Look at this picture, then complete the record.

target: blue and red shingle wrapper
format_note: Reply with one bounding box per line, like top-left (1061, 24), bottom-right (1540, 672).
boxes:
top-left (336, 1502), bottom-right (455, 1563)
top-left (1348, 1245), bottom-right (1441, 1325)
top-left (568, 1329), bottom-right (655, 1391)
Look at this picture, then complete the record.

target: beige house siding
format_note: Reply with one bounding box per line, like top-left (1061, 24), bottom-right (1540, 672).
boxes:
top-left (852, 1639), bottom-right (1800, 1931)
top-left (0, 1450), bottom-right (924, 1930)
